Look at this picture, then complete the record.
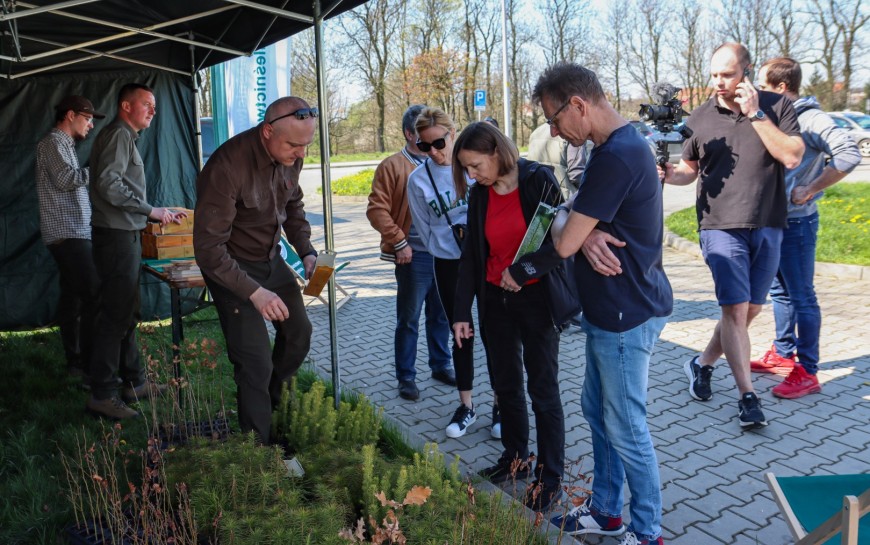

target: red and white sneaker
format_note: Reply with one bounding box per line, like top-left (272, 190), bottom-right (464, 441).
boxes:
top-left (750, 345), bottom-right (795, 374)
top-left (772, 364), bottom-right (822, 399)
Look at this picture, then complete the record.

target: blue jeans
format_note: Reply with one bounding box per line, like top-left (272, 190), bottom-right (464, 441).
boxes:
top-left (581, 315), bottom-right (668, 542)
top-left (394, 250), bottom-right (451, 382)
top-left (770, 213), bottom-right (821, 373)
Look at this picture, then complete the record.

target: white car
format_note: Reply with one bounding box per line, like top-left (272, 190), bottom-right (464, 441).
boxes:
top-left (828, 111), bottom-right (870, 157)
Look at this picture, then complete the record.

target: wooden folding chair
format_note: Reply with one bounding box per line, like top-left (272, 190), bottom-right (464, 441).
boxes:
top-left (765, 472), bottom-right (870, 545)
top-left (279, 237), bottom-right (353, 309)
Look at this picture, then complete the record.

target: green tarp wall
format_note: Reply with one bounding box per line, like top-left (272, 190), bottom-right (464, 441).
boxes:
top-left (0, 69), bottom-right (199, 330)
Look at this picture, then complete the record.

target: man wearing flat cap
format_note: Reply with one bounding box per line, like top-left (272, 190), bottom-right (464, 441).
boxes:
top-left (35, 95), bottom-right (106, 388)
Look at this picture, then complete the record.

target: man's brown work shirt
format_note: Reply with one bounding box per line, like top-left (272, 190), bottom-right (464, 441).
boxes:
top-left (194, 125), bottom-right (316, 300)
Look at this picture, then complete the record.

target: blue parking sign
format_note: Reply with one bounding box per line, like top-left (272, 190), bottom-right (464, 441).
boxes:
top-left (474, 89), bottom-right (486, 111)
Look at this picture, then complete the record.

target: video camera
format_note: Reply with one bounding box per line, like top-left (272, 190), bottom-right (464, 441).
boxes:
top-left (639, 82), bottom-right (693, 168)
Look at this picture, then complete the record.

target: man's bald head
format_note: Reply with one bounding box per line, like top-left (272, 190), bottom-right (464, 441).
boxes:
top-left (712, 42), bottom-right (752, 70)
top-left (260, 96), bottom-right (317, 166)
top-left (264, 97), bottom-right (310, 125)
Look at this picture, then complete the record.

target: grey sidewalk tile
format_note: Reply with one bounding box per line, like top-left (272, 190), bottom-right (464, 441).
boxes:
top-left (701, 507), bottom-right (763, 543)
top-left (668, 467), bottom-right (733, 496)
top-left (665, 500), bottom-right (715, 537)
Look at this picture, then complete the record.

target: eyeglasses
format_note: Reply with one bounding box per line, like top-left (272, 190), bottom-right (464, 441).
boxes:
top-left (545, 99), bottom-right (571, 126)
top-left (76, 112), bottom-right (94, 123)
top-left (267, 107), bottom-right (319, 124)
top-left (416, 131), bottom-right (450, 153)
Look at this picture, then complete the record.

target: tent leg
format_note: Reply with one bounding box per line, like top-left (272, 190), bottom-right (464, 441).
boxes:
top-left (313, 0), bottom-right (342, 409)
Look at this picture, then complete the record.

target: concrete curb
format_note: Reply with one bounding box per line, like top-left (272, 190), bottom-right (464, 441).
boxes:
top-left (662, 228), bottom-right (870, 281)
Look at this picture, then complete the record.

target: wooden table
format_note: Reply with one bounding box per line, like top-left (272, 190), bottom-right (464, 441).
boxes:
top-left (141, 259), bottom-right (209, 377)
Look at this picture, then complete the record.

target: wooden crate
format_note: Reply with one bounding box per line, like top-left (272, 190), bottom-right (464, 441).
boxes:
top-left (144, 208), bottom-right (195, 235)
top-left (142, 243), bottom-right (195, 259)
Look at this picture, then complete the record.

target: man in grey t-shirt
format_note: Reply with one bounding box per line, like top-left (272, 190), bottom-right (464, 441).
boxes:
top-left (661, 43), bottom-right (804, 429)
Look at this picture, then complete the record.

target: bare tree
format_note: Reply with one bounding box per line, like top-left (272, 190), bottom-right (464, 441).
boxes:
top-left (716, 0), bottom-right (776, 66)
top-left (829, 0), bottom-right (869, 109)
top-left (603, 0), bottom-right (631, 111)
top-left (670, 0), bottom-right (713, 110)
top-left (504, 0), bottom-right (534, 140)
top-left (338, 0), bottom-right (405, 152)
top-left (806, 0), bottom-right (844, 109)
top-left (289, 29), bottom-right (349, 156)
top-left (539, 0), bottom-right (595, 65)
top-left (769, 0), bottom-right (808, 59)
top-left (626, 0), bottom-right (667, 100)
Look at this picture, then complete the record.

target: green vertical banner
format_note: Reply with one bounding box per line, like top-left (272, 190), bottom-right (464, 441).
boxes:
top-left (210, 63), bottom-right (230, 148)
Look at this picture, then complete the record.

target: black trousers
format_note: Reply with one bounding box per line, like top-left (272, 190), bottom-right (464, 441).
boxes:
top-left (90, 228), bottom-right (146, 399)
top-left (47, 238), bottom-right (100, 373)
top-left (483, 282), bottom-right (564, 488)
top-left (205, 252), bottom-right (311, 445)
top-left (434, 257), bottom-right (474, 392)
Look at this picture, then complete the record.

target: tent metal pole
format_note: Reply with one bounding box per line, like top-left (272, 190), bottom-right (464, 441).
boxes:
top-left (0, 0), bottom-right (98, 21)
top-left (313, 0), bottom-right (341, 409)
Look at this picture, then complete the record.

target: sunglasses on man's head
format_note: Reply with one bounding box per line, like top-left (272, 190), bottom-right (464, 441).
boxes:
top-left (416, 132), bottom-right (449, 153)
top-left (267, 107), bottom-right (319, 125)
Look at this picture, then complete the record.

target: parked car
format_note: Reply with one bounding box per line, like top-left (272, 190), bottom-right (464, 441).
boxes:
top-left (629, 120), bottom-right (658, 157)
top-left (828, 111), bottom-right (870, 157)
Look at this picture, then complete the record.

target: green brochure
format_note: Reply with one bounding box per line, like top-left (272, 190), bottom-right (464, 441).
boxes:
top-left (513, 202), bottom-right (557, 263)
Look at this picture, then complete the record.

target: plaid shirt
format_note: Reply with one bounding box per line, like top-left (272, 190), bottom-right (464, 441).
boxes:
top-left (35, 128), bottom-right (91, 244)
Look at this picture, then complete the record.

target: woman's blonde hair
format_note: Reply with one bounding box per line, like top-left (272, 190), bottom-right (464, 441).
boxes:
top-left (414, 106), bottom-right (455, 136)
top-left (451, 121), bottom-right (519, 198)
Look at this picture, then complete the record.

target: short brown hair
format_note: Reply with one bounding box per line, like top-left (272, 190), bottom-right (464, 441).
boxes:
top-left (451, 121), bottom-right (519, 199)
top-left (761, 57), bottom-right (802, 94)
top-left (117, 83), bottom-right (153, 105)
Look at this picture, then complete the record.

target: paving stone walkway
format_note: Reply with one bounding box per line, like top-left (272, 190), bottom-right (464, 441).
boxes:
top-left (299, 187), bottom-right (870, 545)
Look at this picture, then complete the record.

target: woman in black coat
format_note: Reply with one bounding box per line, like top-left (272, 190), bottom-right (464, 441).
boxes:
top-left (451, 121), bottom-right (570, 512)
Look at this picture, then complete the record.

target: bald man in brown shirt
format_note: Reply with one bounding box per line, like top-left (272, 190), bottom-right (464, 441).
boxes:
top-left (194, 96), bottom-right (319, 444)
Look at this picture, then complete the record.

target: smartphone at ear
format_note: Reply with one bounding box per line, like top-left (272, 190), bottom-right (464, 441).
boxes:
top-left (743, 67), bottom-right (754, 81)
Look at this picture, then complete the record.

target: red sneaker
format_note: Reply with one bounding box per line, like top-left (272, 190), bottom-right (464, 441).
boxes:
top-left (772, 365), bottom-right (822, 399)
top-left (750, 345), bottom-right (795, 374)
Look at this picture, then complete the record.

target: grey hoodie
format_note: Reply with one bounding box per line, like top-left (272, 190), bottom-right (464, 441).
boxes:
top-left (786, 96), bottom-right (862, 218)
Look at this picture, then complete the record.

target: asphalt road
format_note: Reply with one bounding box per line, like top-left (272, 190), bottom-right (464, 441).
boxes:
top-left (299, 156), bottom-right (870, 198)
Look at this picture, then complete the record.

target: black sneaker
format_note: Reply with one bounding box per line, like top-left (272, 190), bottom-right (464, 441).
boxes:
top-left (684, 356), bottom-right (713, 401)
top-left (523, 480), bottom-right (564, 512)
top-left (737, 392), bottom-right (768, 428)
top-left (398, 380), bottom-right (419, 401)
top-left (479, 454), bottom-right (533, 484)
top-left (445, 403), bottom-right (476, 438)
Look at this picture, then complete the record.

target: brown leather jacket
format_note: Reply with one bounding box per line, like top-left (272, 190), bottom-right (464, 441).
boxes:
top-left (366, 148), bottom-right (422, 261)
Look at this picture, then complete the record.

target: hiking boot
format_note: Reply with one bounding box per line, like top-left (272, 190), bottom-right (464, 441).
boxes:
top-left (618, 531), bottom-right (665, 545)
top-left (772, 364), bottom-right (821, 399)
top-left (445, 403), bottom-right (476, 438)
top-left (551, 498), bottom-right (626, 536)
top-left (122, 381), bottom-right (168, 403)
top-left (431, 367), bottom-right (457, 387)
top-left (684, 356), bottom-right (713, 401)
top-left (751, 345), bottom-right (795, 374)
top-left (86, 396), bottom-right (140, 420)
top-left (479, 454), bottom-right (533, 484)
top-left (737, 392), bottom-right (768, 428)
top-left (398, 380), bottom-right (419, 401)
top-left (523, 480), bottom-right (564, 512)
top-left (490, 404), bottom-right (502, 440)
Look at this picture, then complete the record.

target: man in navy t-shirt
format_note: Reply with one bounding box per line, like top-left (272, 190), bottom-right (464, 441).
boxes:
top-left (535, 62), bottom-right (672, 545)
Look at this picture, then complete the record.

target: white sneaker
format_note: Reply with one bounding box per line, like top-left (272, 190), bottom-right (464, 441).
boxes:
top-left (445, 403), bottom-right (476, 438)
top-left (491, 404), bottom-right (501, 439)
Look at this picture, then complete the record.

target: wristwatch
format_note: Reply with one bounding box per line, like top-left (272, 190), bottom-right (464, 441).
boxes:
top-left (749, 110), bottom-right (765, 122)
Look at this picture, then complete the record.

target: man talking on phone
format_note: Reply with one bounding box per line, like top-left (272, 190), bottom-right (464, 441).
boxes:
top-left (660, 42), bottom-right (803, 428)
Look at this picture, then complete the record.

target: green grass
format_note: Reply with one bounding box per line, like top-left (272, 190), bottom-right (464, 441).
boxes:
top-left (304, 151), bottom-right (391, 165)
top-left (665, 182), bottom-right (870, 266)
top-left (317, 168), bottom-right (375, 196)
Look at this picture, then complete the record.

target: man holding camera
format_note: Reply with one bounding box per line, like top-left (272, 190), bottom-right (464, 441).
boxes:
top-left (660, 43), bottom-right (804, 428)
top-left (750, 57), bottom-right (861, 398)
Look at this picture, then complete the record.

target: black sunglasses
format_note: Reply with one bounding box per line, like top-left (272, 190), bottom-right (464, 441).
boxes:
top-left (267, 107), bottom-right (319, 124)
top-left (416, 132), bottom-right (449, 153)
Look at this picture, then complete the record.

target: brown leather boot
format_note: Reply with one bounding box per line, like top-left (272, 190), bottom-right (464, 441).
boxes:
top-left (86, 396), bottom-right (140, 420)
